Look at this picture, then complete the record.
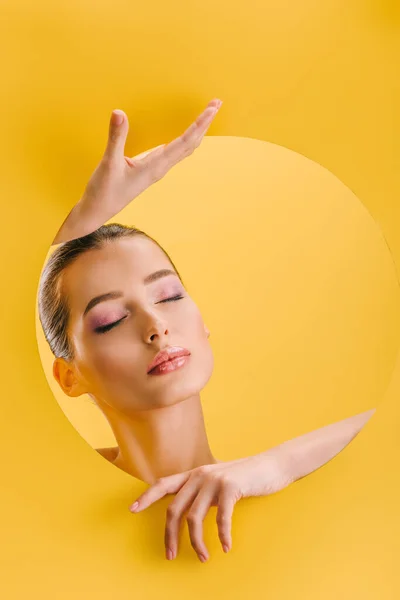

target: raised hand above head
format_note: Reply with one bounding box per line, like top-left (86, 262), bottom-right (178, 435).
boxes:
top-left (52, 98), bottom-right (223, 245)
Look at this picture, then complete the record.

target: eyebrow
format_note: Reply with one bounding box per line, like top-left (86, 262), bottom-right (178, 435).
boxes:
top-left (83, 269), bottom-right (179, 317)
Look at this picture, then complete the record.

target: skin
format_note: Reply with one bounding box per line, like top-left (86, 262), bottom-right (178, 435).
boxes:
top-left (129, 408), bottom-right (375, 562)
top-left (52, 98), bottom-right (223, 245)
top-left (54, 235), bottom-right (218, 483)
top-left (49, 98), bottom-right (376, 563)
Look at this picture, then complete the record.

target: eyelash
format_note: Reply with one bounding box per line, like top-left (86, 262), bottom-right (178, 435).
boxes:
top-left (94, 295), bottom-right (185, 334)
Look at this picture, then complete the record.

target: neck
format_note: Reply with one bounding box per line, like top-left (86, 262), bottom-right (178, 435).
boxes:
top-left (93, 394), bottom-right (217, 484)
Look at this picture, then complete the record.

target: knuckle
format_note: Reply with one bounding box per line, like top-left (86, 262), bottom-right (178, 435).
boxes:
top-left (108, 130), bottom-right (117, 144)
top-left (181, 137), bottom-right (194, 156)
top-left (204, 470), bottom-right (226, 486)
top-left (192, 542), bottom-right (202, 553)
top-left (166, 504), bottom-right (179, 520)
top-left (219, 474), bottom-right (232, 486)
top-left (100, 156), bottom-right (114, 171)
top-left (216, 514), bottom-right (229, 527)
top-left (219, 475), bottom-right (236, 491)
top-left (195, 464), bottom-right (212, 476)
top-left (155, 477), bottom-right (167, 490)
top-left (186, 512), bottom-right (199, 526)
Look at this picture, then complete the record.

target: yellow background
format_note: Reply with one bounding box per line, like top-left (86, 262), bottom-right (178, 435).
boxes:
top-left (2, 1), bottom-right (400, 598)
top-left (37, 137), bottom-right (400, 454)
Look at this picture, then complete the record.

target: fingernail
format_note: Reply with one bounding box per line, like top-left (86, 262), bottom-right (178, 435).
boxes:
top-left (112, 109), bottom-right (124, 126)
top-left (129, 501), bottom-right (139, 512)
top-left (198, 554), bottom-right (208, 563)
top-left (166, 548), bottom-right (174, 560)
top-left (223, 544), bottom-right (229, 553)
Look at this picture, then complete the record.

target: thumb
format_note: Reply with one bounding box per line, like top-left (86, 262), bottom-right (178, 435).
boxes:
top-left (103, 109), bottom-right (129, 161)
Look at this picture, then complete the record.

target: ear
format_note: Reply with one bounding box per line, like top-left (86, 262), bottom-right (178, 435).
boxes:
top-left (52, 357), bottom-right (88, 398)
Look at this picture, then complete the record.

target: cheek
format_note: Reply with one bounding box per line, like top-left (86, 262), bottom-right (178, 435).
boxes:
top-left (76, 338), bottom-right (143, 387)
top-left (188, 311), bottom-right (212, 367)
top-left (185, 306), bottom-right (207, 339)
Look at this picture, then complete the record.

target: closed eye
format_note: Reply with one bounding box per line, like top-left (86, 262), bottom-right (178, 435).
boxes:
top-left (94, 316), bottom-right (127, 334)
top-left (158, 294), bottom-right (184, 304)
top-left (94, 296), bottom-right (184, 334)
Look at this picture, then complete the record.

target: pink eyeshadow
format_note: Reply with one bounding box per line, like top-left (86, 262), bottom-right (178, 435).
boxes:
top-left (89, 311), bottom-right (125, 330)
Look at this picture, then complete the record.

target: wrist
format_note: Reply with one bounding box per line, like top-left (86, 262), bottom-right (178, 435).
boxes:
top-left (267, 445), bottom-right (298, 488)
top-left (248, 447), bottom-right (296, 496)
top-left (52, 198), bottom-right (100, 245)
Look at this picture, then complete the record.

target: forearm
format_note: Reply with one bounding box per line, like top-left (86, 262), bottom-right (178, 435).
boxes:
top-left (268, 408), bottom-right (376, 484)
top-left (52, 199), bottom-right (99, 245)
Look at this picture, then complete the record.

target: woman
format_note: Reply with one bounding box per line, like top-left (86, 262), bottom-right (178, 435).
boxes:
top-left (40, 98), bottom-right (375, 563)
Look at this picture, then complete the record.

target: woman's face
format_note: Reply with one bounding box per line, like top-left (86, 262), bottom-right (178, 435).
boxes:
top-left (57, 235), bottom-right (214, 413)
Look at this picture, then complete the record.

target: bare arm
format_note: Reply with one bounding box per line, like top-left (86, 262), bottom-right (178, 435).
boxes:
top-left (128, 408), bottom-right (376, 561)
top-left (268, 408), bottom-right (376, 484)
top-left (52, 197), bottom-right (98, 245)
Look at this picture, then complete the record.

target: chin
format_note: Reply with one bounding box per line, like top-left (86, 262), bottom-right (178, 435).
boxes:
top-left (151, 355), bottom-right (214, 409)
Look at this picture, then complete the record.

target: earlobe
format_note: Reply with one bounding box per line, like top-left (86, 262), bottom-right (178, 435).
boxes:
top-left (53, 357), bottom-right (87, 398)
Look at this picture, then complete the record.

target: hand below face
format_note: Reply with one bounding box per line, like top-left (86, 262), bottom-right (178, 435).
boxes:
top-left (129, 450), bottom-right (293, 563)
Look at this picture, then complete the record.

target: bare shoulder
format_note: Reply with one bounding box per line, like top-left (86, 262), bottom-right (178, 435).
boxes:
top-left (96, 446), bottom-right (119, 463)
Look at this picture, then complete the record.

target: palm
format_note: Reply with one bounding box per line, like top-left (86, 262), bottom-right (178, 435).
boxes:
top-left (85, 99), bottom-right (221, 221)
top-left (53, 98), bottom-right (222, 244)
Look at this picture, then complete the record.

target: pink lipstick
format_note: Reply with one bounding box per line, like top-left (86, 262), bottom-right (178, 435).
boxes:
top-left (147, 346), bottom-right (191, 376)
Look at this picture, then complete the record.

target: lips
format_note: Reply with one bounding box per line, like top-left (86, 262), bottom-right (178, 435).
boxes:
top-left (147, 345), bottom-right (191, 374)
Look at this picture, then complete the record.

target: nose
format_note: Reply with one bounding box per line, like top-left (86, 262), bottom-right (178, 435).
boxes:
top-left (142, 310), bottom-right (169, 344)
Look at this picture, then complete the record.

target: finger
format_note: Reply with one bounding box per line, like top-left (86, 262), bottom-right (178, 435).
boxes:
top-left (164, 478), bottom-right (200, 560)
top-left (103, 109), bottom-right (129, 162)
top-left (126, 99), bottom-right (220, 167)
top-left (181, 97), bottom-right (222, 142)
top-left (186, 484), bottom-right (217, 562)
top-left (161, 102), bottom-right (221, 166)
top-left (216, 486), bottom-right (237, 553)
top-left (138, 99), bottom-right (222, 173)
top-left (202, 97), bottom-right (221, 111)
top-left (180, 100), bottom-right (221, 145)
top-left (129, 471), bottom-right (190, 513)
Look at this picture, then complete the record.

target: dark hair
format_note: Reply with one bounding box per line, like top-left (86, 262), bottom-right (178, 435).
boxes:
top-left (38, 223), bottom-right (184, 362)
